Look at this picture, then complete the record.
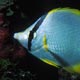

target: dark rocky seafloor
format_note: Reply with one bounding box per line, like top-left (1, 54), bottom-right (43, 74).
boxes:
top-left (0, 0), bottom-right (80, 80)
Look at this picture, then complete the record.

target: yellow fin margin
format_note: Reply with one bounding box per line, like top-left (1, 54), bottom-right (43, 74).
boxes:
top-left (64, 63), bottom-right (80, 74)
top-left (41, 58), bottom-right (59, 68)
top-left (72, 63), bottom-right (80, 74)
top-left (42, 35), bottom-right (59, 67)
top-left (47, 8), bottom-right (80, 18)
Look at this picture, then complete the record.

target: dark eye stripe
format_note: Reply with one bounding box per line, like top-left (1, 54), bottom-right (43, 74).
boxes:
top-left (28, 14), bottom-right (47, 51)
top-left (32, 14), bottom-right (47, 32)
top-left (28, 31), bottom-right (34, 51)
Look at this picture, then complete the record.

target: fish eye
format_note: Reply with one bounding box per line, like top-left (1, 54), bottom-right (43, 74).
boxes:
top-left (27, 31), bottom-right (30, 36)
top-left (33, 32), bottom-right (36, 39)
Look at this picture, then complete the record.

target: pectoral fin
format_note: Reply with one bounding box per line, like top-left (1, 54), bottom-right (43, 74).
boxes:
top-left (42, 34), bottom-right (70, 67)
top-left (43, 34), bottom-right (48, 51)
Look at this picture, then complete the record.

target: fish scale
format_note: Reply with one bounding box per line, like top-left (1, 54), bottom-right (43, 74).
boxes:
top-left (14, 8), bottom-right (80, 73)
top-left (45, 12), bottom-right (80, 66)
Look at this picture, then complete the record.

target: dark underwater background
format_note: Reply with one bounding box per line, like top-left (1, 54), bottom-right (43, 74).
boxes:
top-left (0, 0), bottom-right (80, 80)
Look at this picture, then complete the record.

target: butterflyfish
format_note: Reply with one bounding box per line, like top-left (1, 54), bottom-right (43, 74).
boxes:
top-left (14, 8), bottom-right (80, 74)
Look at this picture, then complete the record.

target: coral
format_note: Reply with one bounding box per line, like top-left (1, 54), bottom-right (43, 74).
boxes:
top-left (0, 22), bottom-right (37, 80)
top-left (0, 13), bottom-right (4, 25)
top-left (0, 1), bottom-right (38, 80)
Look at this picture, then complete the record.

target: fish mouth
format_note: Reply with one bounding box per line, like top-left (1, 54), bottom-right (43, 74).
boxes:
top-left (14, 33), bottom-right (17, 39)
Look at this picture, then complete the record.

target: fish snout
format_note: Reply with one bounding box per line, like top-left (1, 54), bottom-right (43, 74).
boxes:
top-left (14, 33), bottom-right (18, 39)
top-left (14, 32), bottom-right (29, 49)
top-left (14, 32), bottom-right (28, 40)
